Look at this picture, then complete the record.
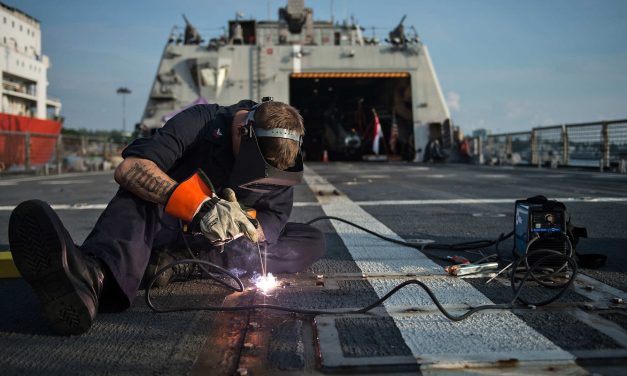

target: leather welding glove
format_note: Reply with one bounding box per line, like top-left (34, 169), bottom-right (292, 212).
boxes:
top-left (198, 199), bottom-right (258, 244)
top-left (221, 188), bottom-right (263, 240)
top-left (164, 170), bottom-right (258, 244)
top-left (221, 188), bottom-right (238, 203)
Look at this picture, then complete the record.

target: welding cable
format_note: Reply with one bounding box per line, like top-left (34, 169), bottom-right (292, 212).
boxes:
top-left (516, 233), bottom-right (574, 289)
top-left (510, 249), bottom-right (578, 306)
top-left (145, 249), bottom-right (577, 321)
top-left (145, 263), bottom-right (506, 318)
top-left (157, 217), bottom-right (243, 291)
top-left (304, 215), bottom-right (513, 255)
top-left (144, 259), bottom-right (515, 319)
top-left (145, 216), bottom-right (575, 321)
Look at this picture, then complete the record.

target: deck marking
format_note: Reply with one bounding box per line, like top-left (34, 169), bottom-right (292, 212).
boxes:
top-left (0, 170), bottom-right (111, 183)
top-left (361, 174), bottom-right (389, 179)
top-left (39, 180), bottom-right (92, 185)
top-left (303, 165), bottom-right (581, 369)
top-left (300, 196), bottom-right (627, 207)
top-left (1, 196), bottom-right (625, 211)
top-left (355, 197), bottom-right (627, 206)
top-left (0, 204), bottom-right (107, 211)
top-left (475, 174), bottom-right (510, 178)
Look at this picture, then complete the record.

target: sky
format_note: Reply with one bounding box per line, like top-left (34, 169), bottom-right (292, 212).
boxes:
top-left (9, 0), bottom-right (627, 135)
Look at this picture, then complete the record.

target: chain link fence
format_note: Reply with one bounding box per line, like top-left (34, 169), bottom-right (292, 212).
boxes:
top-left (0, 131), bottom-right (127, 175)
top-left (481, 119), bottom-right (627, 172)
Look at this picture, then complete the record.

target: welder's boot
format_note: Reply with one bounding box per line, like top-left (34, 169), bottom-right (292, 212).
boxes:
top-left (9, 200), bottom-right (104, 336)
top-left (143, 249), bottom-right (197, 288)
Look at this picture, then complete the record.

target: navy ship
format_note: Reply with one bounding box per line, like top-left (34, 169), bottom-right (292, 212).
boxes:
top-left (139, 0), bottom-right (453, 162)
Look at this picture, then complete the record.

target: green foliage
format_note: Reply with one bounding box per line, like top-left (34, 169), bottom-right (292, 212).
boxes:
top-left (61, 127), bottom-right (131, 143)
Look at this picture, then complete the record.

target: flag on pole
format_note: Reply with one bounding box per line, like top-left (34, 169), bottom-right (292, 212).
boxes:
top-left (372, 108), bottom-right (382, 155)
top-left (390, 110), bottom-right (399, 154)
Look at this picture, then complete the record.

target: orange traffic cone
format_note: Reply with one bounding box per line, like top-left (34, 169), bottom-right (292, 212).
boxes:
top-left (322, 149), bottom-right (329, 162)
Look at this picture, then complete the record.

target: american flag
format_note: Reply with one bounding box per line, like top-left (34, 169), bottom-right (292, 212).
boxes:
top-left (372, 109), bottom-right (382, 155)
top-left (390, 110), bottom-right (399, 154)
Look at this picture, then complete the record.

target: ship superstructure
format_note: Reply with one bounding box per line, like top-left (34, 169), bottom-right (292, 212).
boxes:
top-left (140, 0), bottom-right (452, 162)
top-left (0, 2), bottom-right (63, 172)
top-left (0, 2), bottom-right (61, 119)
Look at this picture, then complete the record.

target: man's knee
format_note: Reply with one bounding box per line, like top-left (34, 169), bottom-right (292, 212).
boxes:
top-left (285, 222), bottom-right (325, 255)
top-left (262, 223), bottom-right (325, 273)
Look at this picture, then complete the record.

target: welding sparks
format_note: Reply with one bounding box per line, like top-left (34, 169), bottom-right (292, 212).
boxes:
top-left (255, 273), bottom-right (278, 293)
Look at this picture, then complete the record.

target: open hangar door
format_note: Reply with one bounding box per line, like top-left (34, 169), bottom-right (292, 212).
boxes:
top-left (289, 72), bottom-right (414, 161)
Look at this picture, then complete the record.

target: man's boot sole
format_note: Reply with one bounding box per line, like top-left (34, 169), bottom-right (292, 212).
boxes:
top-left (9, 200), bottom-right (95, 335)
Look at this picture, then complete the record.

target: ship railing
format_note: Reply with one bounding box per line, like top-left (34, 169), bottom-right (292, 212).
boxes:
top-left (481, 119), bottom-right (627, 172)
top-left (0, 131), bottom-right (127, 176)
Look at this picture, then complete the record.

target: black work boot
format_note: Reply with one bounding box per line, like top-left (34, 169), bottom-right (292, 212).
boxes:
top-left (9, 200), bottom-right (104, 335)
top-left (143, 249), bottom-right (197, 288)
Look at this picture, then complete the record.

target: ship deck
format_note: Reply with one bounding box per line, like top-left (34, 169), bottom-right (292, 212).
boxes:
top-left (1, 162), bottom-right (626, 375)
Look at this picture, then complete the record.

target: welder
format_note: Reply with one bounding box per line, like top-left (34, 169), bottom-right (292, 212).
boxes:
top-left (8, 98), bottom-right (325, 335)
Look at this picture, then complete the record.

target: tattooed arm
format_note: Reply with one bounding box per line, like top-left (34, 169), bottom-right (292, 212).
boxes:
top-left (114, 157), bottom-right (176, 205)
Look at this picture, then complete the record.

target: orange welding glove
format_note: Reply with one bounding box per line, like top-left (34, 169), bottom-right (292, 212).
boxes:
top-left (165, 170), bottom-right (258, 244)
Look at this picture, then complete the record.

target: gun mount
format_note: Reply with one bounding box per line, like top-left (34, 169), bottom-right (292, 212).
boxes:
top-left (387, 15), bottom-right (407, 47)
top-left (182, 14), bottom-right (202, 45)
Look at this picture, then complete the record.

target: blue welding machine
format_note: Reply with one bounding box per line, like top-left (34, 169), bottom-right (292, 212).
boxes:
top-left (514, 196), bottom-right (568, 260)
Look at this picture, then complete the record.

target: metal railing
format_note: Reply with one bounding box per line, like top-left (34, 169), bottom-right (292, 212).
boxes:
top-left (482, 119), bottom-right (627, 172)
top-left (0, 130), bottom-right (127, 175)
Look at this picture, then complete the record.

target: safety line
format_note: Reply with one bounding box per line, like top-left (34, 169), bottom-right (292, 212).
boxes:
top-left (0, 204), bottom-right (108, 211)
top-left (355, 197), bottom-right (627, 206)
top-left (0, 170), bottom-right (111, 183)
top-left (295, 197), bottom-right (627, 207)
top-left (2, 195), bottom-right (624, 212)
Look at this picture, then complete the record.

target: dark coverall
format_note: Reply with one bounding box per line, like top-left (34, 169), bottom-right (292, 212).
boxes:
top-left (79, 100), bottom-right (325, 309)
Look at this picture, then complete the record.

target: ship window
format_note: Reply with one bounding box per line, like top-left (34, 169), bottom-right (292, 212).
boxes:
top-left (217, 66), bottom-right (229, 89)
top-left (199, 66), bottom-right (229, 90)
top-left (200, 67), bottom-right (216, 87)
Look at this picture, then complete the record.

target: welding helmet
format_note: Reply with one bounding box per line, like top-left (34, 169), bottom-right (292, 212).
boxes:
top-left (228, 97), bottom-right (304, 192)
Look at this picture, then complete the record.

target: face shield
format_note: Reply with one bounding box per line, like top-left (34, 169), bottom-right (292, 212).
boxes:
top-left (228, 100), bottom-right (304, 193)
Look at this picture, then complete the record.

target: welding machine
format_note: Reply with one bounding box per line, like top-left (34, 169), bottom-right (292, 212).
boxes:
top-left (514, 196), bottom-right (572, 267)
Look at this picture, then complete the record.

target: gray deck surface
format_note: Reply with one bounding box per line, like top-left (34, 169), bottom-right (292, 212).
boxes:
top-left (1, 163), bottom-right (626, 375)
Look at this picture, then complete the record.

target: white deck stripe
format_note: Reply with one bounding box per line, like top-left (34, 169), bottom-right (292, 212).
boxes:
top-left (356, 197), bottom-right (627, 206)
top-left (302, 165), bottom-right (580, 369)
top-left (0, 204), bottom-right (108, 211)
top-left (300, 196), bottom-right (627, 207)
top-left (0, 170), bottom-right (111, 183)
top-left (1, 196), bottom-right (623, 211)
